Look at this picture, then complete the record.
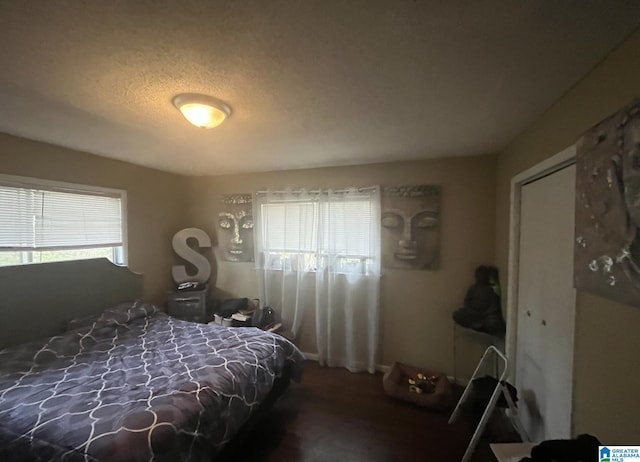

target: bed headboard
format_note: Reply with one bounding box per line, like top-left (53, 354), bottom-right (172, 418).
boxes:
top-left (0, 258), bottom-right (143, 349)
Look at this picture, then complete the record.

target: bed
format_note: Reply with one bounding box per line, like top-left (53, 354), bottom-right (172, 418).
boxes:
top-left (0, 259), bottom-right (304, 461)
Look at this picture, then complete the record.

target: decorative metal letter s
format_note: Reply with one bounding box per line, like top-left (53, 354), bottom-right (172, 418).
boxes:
top-left (171, 228), bottom-right (212, 283)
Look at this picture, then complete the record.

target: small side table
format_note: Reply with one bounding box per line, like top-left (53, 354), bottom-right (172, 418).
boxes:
top-left (167, 290), bottom-right (207, 323)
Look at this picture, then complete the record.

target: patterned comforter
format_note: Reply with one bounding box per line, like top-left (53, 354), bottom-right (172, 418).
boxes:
top-left (0, 301), bottom-right (304, 461)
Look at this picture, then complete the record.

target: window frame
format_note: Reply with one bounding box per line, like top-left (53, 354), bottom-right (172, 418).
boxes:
top-left (0, 173), bottom-right (128, 266)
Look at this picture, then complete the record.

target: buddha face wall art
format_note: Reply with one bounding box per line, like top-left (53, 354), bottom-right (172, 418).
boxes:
top-left (218, 194), bottom-right (254, 262)
top-left (381, 185), bottom-right (441, 270)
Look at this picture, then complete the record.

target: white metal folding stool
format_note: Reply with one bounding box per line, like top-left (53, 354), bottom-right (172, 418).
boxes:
top-left (448, 346), bottom-right (530, 462)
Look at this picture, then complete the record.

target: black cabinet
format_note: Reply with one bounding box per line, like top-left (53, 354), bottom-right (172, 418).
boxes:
top-left (167, 290), bottom-right (207, 323)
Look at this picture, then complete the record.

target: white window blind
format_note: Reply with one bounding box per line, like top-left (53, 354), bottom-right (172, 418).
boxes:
top-left (255, 188), bottom-right (381, 276)
top-left (321, 200), bottom-right (373, 256)
top-left (262, 202), bottom-right (318, 252)
top-left (0, 184), bottom-right (123, 251)
top-left (261, 198), bottom-right (375, 257)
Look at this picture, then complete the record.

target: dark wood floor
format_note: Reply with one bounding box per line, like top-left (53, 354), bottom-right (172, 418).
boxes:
top-left (222, 361), bottom-right (499, 462)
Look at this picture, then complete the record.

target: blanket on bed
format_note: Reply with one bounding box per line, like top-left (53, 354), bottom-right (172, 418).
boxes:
top-left (0, 301), bottom-right (304, 461)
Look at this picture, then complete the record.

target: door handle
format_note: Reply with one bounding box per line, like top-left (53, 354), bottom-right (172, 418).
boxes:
top-left (541, 319), bottom-right (547, 326)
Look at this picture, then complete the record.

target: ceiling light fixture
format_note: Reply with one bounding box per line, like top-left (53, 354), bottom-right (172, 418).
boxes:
top-left (172, 93), bottom-right (231, 129)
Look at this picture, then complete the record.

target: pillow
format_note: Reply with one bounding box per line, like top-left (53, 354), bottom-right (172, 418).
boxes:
top-left (67, 300), bottom-right (159, 331)
top-left (67, 314), bottom-right (102, 331)
top-left (100, 300), bottom-right (159, 324)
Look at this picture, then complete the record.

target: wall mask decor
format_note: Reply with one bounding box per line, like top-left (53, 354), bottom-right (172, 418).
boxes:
top-left (575, 98), bottom-right (640, 307)
top-left (218, 194), bottom-right (254, 262)
top-left (381, 185), bottom-right (441, 270)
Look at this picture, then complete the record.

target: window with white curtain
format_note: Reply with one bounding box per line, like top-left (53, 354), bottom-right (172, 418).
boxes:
top-left (254, 187), bottom-right (381, 372)
top-left (0, 175), bottom-right (126, 266)
top-left (256, 189), bottom-right (380, 275)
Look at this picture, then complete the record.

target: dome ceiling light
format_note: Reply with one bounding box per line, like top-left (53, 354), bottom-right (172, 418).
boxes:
top-left (172, 93), bottom-right (231, 129)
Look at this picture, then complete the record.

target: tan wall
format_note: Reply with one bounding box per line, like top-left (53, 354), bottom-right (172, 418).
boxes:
top-left (495, 30), bottom-right (640, 443)
top-left (0, 133), bottom-right (190, 304)
top-left (188, 155), bottom-right (497, 378)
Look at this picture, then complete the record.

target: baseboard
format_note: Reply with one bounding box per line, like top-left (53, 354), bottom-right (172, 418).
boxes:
top-left (449, 375), bottom-right (470, 386)
top-left (302, 352), bottom-right (390, 374)
top-left (377, 364), bottom-right (390, 373)
top-left (302, 351), bottom-right (318, 361)
top-left (301, 352), bottom-right (473, 382)
top-left (302, 352), bottom-right (475, 391)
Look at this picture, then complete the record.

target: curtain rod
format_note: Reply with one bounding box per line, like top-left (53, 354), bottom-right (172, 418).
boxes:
top-left (255, 186), bottom-right (379, 195)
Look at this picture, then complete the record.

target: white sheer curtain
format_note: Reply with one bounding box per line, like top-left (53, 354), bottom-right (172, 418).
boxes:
top-left (253, 187), bottom-right (381, 373)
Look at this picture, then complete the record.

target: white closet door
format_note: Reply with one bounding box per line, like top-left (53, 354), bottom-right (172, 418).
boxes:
top-left (516, 164), bottom-right (576, 441)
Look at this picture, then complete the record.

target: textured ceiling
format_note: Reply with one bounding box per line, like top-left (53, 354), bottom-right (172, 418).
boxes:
top-left (0, 1), bottom-right (639, 176)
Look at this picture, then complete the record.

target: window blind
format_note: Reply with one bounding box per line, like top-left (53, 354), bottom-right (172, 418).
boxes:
top-left (261, 202), bottom-right (318, 252)
top-left (321, 200), bottom-right (373, 256)
top-left (0, 185), bottom-right (123, 251)
top-left (261, 199), bottom-right (374, 256)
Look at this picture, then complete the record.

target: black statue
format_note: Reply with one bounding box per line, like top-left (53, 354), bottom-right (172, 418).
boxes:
top-left (452, 265), bottom-right (506, 336)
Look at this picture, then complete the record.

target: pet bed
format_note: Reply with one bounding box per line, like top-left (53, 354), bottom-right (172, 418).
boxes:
top-left (382, 362), bottom-right (452, 411)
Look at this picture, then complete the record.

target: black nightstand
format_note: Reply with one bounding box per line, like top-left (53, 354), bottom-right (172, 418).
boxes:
top-left (167, 290), bottom-right (207, 323)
